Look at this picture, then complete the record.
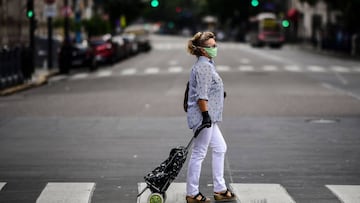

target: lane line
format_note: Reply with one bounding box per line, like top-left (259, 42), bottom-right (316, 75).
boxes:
top-left (36, 182), bottom-right (96, 203)
top-left (326, 185), bottom-right (360, 203)
top-left (322, 83), bottom-right (360, 101)
top-left (230, 183), bottom-right (296, 203)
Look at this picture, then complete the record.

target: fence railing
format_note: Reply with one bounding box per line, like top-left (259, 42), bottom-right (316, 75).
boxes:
top-left (0, 47), bottom-right (34, 91)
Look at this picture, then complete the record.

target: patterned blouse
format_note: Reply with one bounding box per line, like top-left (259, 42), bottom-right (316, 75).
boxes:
top-left (187, 56), bottom-right (224, 129)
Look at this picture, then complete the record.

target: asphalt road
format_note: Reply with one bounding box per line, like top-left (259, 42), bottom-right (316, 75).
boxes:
top-left (0, 35), bottom-right (360, 203)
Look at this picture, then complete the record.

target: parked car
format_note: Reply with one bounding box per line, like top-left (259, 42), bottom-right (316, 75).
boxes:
top-left (122, 33), bottom-right (139, 56)
top-left (89, 38), bottom-right (115, 64)
top-left (112, 35), bottom-right (128, 61)
top-left (124, 24), bottom-right (152, 52)
top-left (58, 40), bottom-right (97, 73)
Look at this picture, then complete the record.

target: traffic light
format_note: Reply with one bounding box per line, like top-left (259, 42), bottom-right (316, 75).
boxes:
top-left (282, 19), bottom-right (290, 28)
top-left (26, 0), bottom-right (34, 19)
top-left (150, 0), bottom-right (159, 8)
top-left (251, 0), bottom-right (259, 7)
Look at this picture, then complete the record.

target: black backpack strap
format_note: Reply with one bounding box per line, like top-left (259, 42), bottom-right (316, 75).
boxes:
top-left (183, 81), bottom-right (189, 112)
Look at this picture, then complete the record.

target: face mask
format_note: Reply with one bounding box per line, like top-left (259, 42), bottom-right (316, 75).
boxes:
top-left (203, 47), bottom-right (217, 58)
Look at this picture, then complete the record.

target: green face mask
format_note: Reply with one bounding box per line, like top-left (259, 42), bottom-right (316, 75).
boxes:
top-left (203, 47), bottom-right (218, 58)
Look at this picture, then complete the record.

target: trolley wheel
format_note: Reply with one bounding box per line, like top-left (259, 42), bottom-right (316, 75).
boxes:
top-left (148, 193), bottom-right (164, 203)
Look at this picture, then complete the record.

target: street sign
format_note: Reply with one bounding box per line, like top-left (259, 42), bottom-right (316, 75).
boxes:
top-left (44, 4), bottom-right (57, 17)
top-left (44, 0), bottom-right (56, 4)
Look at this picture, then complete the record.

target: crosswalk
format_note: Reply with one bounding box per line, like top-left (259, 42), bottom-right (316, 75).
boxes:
top-left (49, 65), bottom-right (360, 83)
top-left (0, 181), bottom-right (359, 202)
top-left (137, 182), bottom-right (360, 203)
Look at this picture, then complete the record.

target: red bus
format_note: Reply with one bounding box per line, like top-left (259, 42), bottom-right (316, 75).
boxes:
top-left (247, 13), bottom-right (285, 48)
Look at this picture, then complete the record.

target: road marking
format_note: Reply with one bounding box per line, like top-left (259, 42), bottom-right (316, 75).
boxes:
top-left (262, 65), bottom-right (279, 72)
top-left (230, 183), bottom-right (296, 203)
top-left (322, 83), bottom-right (360, 101)
top-left (307, 65), bottom-right (326, 72)
top-left (144, 67), bottom-right (160, 74)
top-left (168, 66), bottom-right (183, 73)
top-left (284, 65), bottom-right (302, 72)
top-left (217, 65), bottom-right (231, 72)
top-left (121, 68), bottom-right (137, 76)
top-left (36, 182), bottom-right (95, 203)
top-left (326, 185), bottom-right (360, 203)
top-left (137, 182), bottom-right (186, 203)
top-left (239, 65), bottom-right (255, 72)
top-left (0, 182), bottom-right (6, 190)
top-left (331, 66), bottom-right (351, 73)
top-left (97, 70), bottom-right (112, 77)
top-left (71, 73), bottom-right (89, 80)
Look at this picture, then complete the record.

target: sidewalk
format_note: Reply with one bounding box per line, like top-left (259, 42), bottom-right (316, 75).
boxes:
top-left (0, 69), bottom-right (58, 96)
top-left (291, 42), bottom-right (360, 61)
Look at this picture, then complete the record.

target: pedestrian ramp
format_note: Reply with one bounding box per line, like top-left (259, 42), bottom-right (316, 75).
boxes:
top-left (137, 182), bottom-right (360, 203)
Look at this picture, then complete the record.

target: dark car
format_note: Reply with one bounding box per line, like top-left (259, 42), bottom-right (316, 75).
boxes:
top-left (58, 41), bottom-right (97, 73)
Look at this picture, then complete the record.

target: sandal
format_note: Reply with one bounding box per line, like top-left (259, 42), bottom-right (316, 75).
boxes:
top-left (214, 188), bottom-right (237, 201)
top-left (186, 192), bottom-right (211, 203)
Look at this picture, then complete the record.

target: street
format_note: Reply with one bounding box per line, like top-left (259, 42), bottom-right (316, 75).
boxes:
top-left (1, 34), bottom-right (360, 203)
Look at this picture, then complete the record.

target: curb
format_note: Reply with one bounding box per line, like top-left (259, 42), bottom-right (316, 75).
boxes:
top-left (0, 70), bottom-right (59, 96)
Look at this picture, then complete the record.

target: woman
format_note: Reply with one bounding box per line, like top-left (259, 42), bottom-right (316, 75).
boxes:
top-left (185, 31), bottom-right (237, 203)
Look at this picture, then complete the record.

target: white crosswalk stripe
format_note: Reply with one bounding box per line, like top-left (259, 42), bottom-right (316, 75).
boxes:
top-left (239, 65), bottom-right (255, 72)
top-left (284, 65), bottom-right (302, 72)
top-left (307, 65), bottom-right (326, 72)
top-left (144, 67), bottom-right (160, 74)
top-left (230, 183), bottom-right (296, 203)
top-left (121, 68), bottom-right (137, 75)
top-left (48, 64), bottom-right (360, 82)
top-left (326, 185), bottom-right (360, 203)
top-left (97, 70), bottom-right (112, 77)
top-left (70, 73), bottom-right (89, 80)
top-left (0, 182), bottom-right (6, 190)
top-left (36, 182), bottom-right (95, 203)
top-left (136, 182), bottom-right (360, 203)
top-left (168, 66), bottom-right (183, 73)
top-left (331, 66), bottom-right (351, 73)
top-left (217, 65), bottom-right (231, 72)
top-left (262, 65), bottom-right (279, 72)
top-left (1, 181), bottom-right (360, 202)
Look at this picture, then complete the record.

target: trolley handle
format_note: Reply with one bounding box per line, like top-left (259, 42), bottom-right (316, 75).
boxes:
top-left (194, 124), bottom-right (207, 138)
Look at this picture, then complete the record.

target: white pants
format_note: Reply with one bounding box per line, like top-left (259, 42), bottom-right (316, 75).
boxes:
top-left (186, 123), bottom-right (227, 196)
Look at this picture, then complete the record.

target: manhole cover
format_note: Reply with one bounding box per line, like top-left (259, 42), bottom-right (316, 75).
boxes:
top-left (305, 118), bottom-right (340, 124)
